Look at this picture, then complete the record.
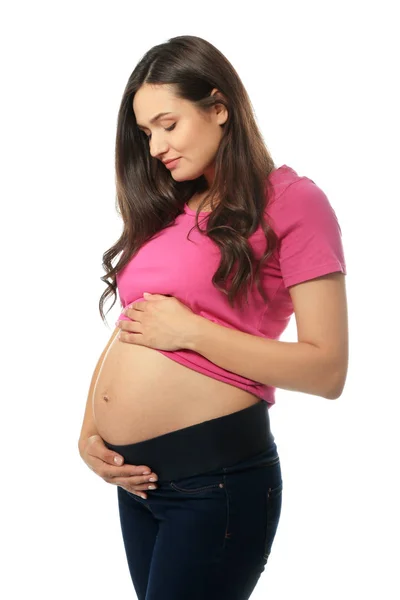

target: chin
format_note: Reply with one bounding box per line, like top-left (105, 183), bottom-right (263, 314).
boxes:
top-left (172, 171), bottom-right (195, 182)
top-left (175, 168), bottom-right (204, 181)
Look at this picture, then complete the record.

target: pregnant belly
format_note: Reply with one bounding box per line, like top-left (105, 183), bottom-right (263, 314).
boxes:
top-left (92, 334), bottom-right (261, 445)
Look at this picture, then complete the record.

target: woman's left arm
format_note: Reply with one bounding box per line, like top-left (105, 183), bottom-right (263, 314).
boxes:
top-left (187, 272), bottom-right (348, 400)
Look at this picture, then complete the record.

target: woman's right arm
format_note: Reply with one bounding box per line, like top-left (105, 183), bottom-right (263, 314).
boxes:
top-left (78, 325), bottom-right (120, 457)
top-left (77, 324), bottom-right (159, 498)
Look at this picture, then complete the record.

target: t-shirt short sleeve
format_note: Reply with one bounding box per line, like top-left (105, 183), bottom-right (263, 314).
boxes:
top-left (277, 179), bottom-right (347, 288)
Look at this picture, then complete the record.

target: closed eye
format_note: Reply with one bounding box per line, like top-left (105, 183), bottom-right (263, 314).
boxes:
top-left (143, 123), bottom-right (176, 140)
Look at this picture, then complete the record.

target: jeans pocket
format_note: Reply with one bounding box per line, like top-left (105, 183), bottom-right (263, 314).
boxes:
top-left (169, 471), bottom-right (225, 494)
top-left (263, 480), bottom-right (283, 562)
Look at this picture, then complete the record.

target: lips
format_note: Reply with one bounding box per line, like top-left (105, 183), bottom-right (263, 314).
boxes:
top-left (163, 157), bottom-right (180, 165)
top-left (164, 158), bottom-right (181, 170)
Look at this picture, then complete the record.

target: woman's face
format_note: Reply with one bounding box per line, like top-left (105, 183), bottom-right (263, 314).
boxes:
top-left (133, 83), bottom-right (228, 187)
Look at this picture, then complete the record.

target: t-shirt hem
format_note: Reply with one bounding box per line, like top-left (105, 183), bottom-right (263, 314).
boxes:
top-left (283, 261), bottom-right (346, 288)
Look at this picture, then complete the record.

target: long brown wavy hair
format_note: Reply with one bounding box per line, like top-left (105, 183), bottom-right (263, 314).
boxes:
top-left (99, 35), bottom-right (279, 323)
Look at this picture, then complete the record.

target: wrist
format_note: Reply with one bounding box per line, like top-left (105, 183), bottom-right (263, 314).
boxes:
top-left (78, 435), bottom-right (95, 457)
top-left (183, 314), bottom-right (209, 352)
top-left (78, 438), bottom-right (87, 457)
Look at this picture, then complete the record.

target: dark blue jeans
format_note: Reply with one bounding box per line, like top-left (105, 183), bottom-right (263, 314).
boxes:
top-left (114, 436), bottom-right (283, 599)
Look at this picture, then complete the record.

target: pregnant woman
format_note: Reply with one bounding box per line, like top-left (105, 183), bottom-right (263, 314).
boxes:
top-left (78, 35), bottom-right (348, 600)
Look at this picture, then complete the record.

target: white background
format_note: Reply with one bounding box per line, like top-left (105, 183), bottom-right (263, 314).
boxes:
top-left (1, 1), bottom-right (399, 598)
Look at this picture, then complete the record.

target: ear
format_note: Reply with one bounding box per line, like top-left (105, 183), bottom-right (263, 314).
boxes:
top-left (210, 88), bottom-right (228, 126)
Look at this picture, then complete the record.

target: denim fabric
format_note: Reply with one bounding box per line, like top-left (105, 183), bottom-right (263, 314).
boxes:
top-left (115, 440), bottom-right (283, 599)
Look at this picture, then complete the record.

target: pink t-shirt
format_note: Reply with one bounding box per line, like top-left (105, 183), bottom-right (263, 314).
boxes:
top-left (116, 164), bottom-right (347, 408)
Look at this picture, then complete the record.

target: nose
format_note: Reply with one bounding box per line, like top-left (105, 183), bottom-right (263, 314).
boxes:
top-left (149, 138), bottom-right (169, 160)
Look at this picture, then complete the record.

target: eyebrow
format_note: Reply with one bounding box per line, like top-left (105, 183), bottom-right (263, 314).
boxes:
top-left (136, 112), bottom-right (175, 129)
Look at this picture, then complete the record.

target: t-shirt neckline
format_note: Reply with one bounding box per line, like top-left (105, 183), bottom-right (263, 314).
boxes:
top-left (183, 203), bottom-right (212, 216)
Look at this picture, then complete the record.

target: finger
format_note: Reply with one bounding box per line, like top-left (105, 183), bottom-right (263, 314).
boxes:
top-left (102, 470), bottom-right (158, 484)
top-left (102, 452), bottom-right (152, 475)
top-left (118, 331), bottom-right (141, 344)
top-left (88, 448), bottom-right (151, 475)
top-left (107, 476), bottom-right (158, 493)
top-left (125, 488), bottom-right (148, 500)
top-left (88, 441), bottom-right (126, 466)
top-left (102, 450), bottom-right (126, 465)
top-left (113, 480), bottom-right (155, 499)
top-left (120, 321), bottom-right (142, 334)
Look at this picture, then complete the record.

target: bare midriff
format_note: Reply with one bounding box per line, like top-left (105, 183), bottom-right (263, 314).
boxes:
top-left (92, 334), bottom-right (261, 445)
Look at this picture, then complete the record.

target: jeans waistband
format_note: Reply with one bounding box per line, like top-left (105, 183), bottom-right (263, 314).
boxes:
top-left (102, 401), bottom-right (275, 482)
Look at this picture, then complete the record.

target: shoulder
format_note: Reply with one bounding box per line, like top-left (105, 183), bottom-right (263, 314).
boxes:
top-left (266, 168), bottom-right (342, 237)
